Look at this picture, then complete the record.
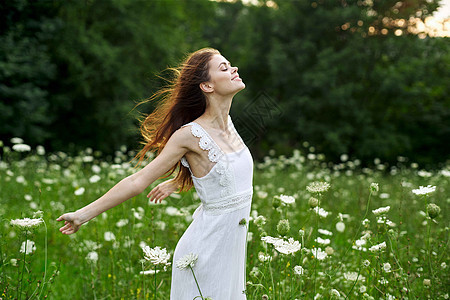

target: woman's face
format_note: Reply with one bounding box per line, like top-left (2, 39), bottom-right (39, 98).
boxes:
top-left (204, 54), bottom-right (245, 96)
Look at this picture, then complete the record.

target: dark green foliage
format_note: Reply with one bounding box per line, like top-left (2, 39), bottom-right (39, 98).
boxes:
top-left (0, 0), bottom-right (448, 166)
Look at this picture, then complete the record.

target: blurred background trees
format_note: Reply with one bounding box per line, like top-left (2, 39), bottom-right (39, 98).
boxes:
top-left (1, 0), bottom-right (448, 167)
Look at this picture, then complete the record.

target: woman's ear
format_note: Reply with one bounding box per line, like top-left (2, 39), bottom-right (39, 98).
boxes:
top-left (200, 82), bottom-right (214, 93)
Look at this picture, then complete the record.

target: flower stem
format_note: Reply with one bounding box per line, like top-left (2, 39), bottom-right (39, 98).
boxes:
top-left (18, 230), bottom-right (28, 300)
top-left (38, 220), bottom-right (48, 299)
top-left (313, 196), bottom-right (320, 296)
top-left (189, 265), bottom-right (204, 299)
top-left (142, 262), bottom-right (146, 300)
top-left (154, 264), bottom-right (157, 300)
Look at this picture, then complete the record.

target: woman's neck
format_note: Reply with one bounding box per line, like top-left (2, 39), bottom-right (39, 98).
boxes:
top-left (200, 95), bottom-right (233, 131)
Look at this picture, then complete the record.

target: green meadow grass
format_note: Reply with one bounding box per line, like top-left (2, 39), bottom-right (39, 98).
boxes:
top-left (1, 145), bottom-right (448, 299)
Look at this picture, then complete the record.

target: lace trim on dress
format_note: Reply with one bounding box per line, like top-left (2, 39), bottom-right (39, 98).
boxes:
top-left (180, 121), bottom-right (234, 198)
top-left (201, 190), bottom-right (253, 216)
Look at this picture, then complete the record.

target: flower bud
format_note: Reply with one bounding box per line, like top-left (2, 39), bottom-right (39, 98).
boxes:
top-left (308, 197), bottom-right (319, 208)
top-left (423, 278), bottom-right (431, 286)
top-left (298, 229), bottom-right (305, 237)
top-left (325, 246), bottom-right (334, 255)
top-left (370, 183), bottom-right (379, 192)
top-left (253, 215), bottom-right (266, 227)
top-left (272, 196), bottom-right (281, 208)
top-left (427, 203), bottom-right (441, 219)
top-left (32, 210), bottom-right (44, 218)
top-left (277, 219), bottom-right (290, 236)
top-left (262, 295), bottom-right (269, 300)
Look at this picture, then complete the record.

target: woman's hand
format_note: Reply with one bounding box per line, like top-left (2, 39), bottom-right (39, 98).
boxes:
top-left (147, 179), bottom-right (179, 203)
top-left (56, 212), bottom-right (83, 235)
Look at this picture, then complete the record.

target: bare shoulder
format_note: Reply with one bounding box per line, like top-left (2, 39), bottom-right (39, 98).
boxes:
top-left (169, 125), bottom-right (198, 152)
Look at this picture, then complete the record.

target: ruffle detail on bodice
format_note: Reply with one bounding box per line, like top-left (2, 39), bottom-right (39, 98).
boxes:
top-left (180, 121), bottom-right (234, 198)
top-left (180, 116), bottom-right (253, 214)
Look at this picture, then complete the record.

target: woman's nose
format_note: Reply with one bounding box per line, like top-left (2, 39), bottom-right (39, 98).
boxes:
top-left (232, 66), bottom-right (238, 73)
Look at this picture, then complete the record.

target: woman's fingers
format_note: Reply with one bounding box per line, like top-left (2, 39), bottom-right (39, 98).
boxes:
top-left (59, 224), bottom-right (72, 234)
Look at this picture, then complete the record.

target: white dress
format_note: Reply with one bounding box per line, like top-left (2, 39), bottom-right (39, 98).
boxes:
top-left (170, 115), bottom-right (253, 300)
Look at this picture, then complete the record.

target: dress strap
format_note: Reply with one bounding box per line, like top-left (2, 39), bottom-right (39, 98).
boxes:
top-left (179, 121), bottom-right (225, 170)
top-left (188, 122), bottom-right (224, 163)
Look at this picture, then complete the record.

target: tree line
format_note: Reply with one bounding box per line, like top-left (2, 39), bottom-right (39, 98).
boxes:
top-left (1, 0), bottom-right (448, 167)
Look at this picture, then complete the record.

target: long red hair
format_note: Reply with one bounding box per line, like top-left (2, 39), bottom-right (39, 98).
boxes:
top-left (134, 48), bottom-right (220, 191)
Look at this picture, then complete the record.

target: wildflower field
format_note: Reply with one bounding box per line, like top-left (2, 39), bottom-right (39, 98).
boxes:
top-left (1, 141), bottom-right (448, 299)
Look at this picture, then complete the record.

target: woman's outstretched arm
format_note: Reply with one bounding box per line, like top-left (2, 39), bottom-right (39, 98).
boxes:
top-left (57, 128), bottom-right (191, 234)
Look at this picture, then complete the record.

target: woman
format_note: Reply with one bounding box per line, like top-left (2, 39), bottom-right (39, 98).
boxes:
top-left (57, 48), bottom-right (253, 299)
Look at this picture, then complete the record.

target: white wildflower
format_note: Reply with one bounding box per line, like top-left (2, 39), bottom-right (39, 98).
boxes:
top-left (165, 206), bottom-right (181, 216)
top-left (412, 185), bottom-right (436, 196)
top-left (74, 187), bottom-right (85, 196)
top-left (293, 265), bottom-right (304, 275)
top-left (258, 252), bottom-right (272, 262)
top-left (12, 144), bottom-right (31, 152)
top-left (315, 237), bottom-right (330, 245)
top-left (256, 190), bottom-right (268, 199)
top-left (140, 269), bottom-right (160, 275)
top-left (253, 215), bottom-right (266, 226)
top-left (311, 247), bottom-right (327, 260)
top-left (278, 194), bottom-right (295, 204)
top-left (336, 222), bottom-right (345, 232)
top-left (330, 289), bottom-right (340, 298)
top-left (418, 170), bottom-right (432, 177)
top-left (325, 246), bottom-right (334, 255)
top-left (176, 253), bottom-right (198, 270)
top-left (274, 237), bottom-right (301, 255)
top-left (115, 219), bottom-right (129, 228)
top-left (379, 277), bottom-right (388, 285)
top-left (344, 271), bottom-right (366, 282)
top-left (379, 193), bottom-right (390, 199)
top-left (261, 236), bottom-right (284, 245)
top-left (11, 137), bottom-right (24, 144)
top-left (250, 267), bottom-right (260, 278)
top-left (143, 246), bottom-right (171, 266)
top-left (92, 165), bottom-right (101, 173)
top-left (386, 293), bottom-right (395, 300)
top-left (42, 178), bottom-right (54, 184)
top-left (318, 229), bottom-right (333, 236)
top-left (36, 145), bottom-right (45, 155)
top-left (355, 239), bottom-right (367, 247)
top-left (16, 176), bottom-right (26, 184)
top-left (370, 183), bottom-right (379, 192)
top-left (86, 251), bottom-right (98, 264)
top-left (383, 262), bottom-right (391, 273)
top-left (377, 216), bottom-right (396, 227)
top-left (312, 206), bottom-right (330, 218)
top-left (10, 258), bottom-right (18, 266)
top-left (104, 231), bottom-right (116, 241)
top-left (369, 241), bottom-right (386, 252)
top-left (372, 206), bottom-right (390, 216)
top-left (89, 175), bottom-right (101, 183)
top-left (359, 285), bottom-right (367, 293)
top-left (10, 218), bottom-right (43, 230)
top-left (306, 181), bottom-right (331, 194)
top-left (20, 240), bottom-right (36, 254)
